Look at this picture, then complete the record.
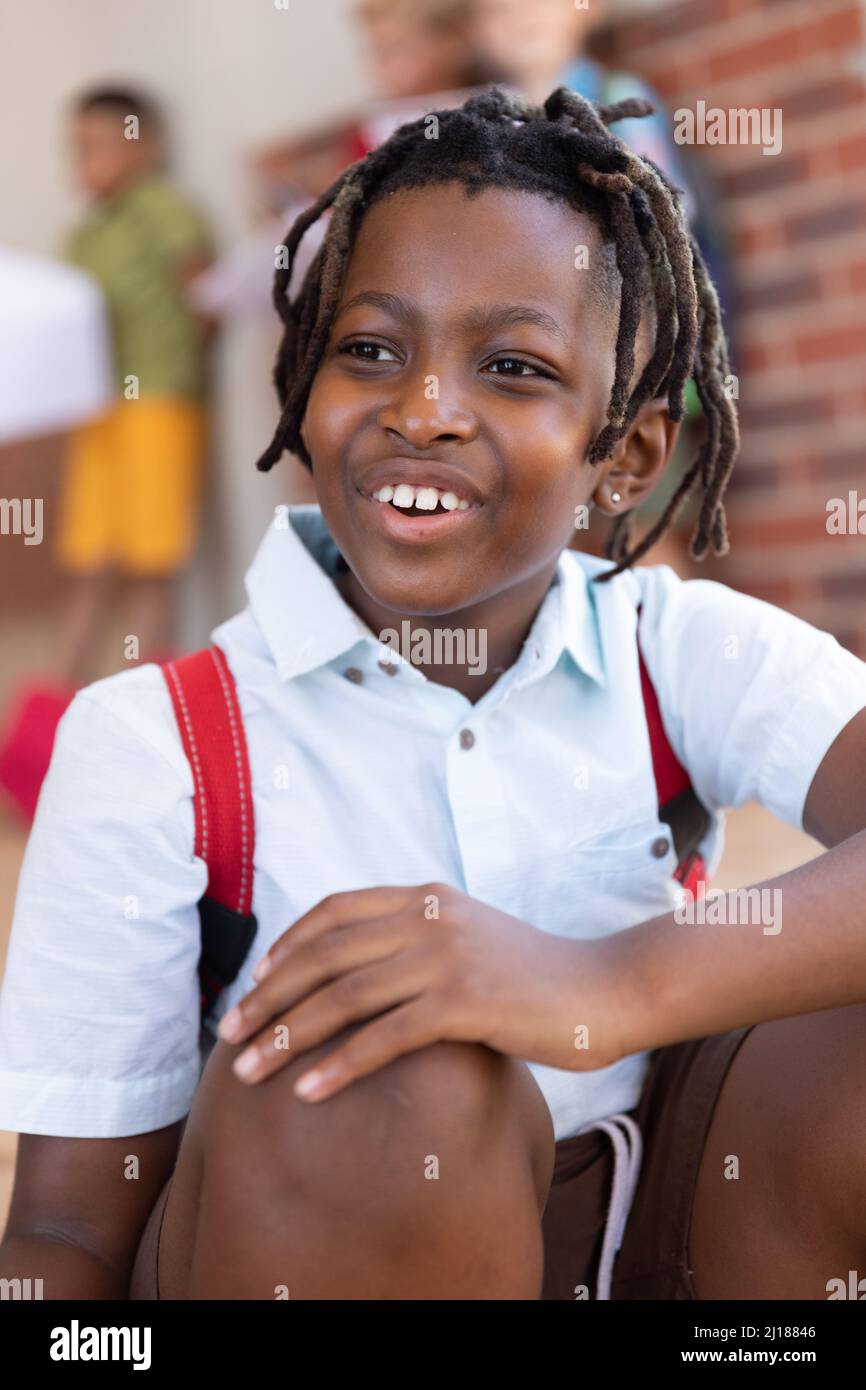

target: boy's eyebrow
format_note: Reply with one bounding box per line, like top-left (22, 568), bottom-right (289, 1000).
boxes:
top-left (337, 291), bottom-right (420, 325)
top-left (336, 292), bottom-right (567, 342)
top-left (461, 302), bottom-right (568, 343)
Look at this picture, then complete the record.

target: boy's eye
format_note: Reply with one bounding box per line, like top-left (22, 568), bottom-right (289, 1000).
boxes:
top-left (339, 341), bottom-right (400, 363)
top-left (484, 356), bottom-right (549, 378)
top-left (336, 343), bottom-right (554, 379)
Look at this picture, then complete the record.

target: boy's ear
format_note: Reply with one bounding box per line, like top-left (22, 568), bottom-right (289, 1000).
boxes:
top-left (591, 398), bottom-right (681, 515)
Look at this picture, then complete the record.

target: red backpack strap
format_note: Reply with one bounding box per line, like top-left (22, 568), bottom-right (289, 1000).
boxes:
top-left (162, 644), bottom-right (258, 1023)
top-left (636, 606), bottom-right (709, 896)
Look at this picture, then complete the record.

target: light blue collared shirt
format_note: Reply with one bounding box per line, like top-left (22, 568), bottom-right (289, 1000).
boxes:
top-left (2, 504), bottom-right (865, 1139)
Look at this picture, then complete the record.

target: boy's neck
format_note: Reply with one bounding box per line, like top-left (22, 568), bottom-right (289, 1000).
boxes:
top-left (334, 561), bottom-right (560, 704)
top-left (92, 166), bottom-right (157, 205)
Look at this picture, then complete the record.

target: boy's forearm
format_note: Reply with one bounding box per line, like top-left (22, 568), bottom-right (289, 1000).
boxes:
top-left (0, 1231), bottom-right (130, 1299)
top-left (609, 826), bottom-right (866, 1057)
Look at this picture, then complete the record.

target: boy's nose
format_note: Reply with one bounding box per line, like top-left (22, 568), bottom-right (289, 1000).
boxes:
top-left (376, 372), bottom-right (479, 448)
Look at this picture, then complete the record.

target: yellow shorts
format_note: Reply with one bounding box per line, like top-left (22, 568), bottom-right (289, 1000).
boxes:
top-left (56, 396), bottom-right (207, 577)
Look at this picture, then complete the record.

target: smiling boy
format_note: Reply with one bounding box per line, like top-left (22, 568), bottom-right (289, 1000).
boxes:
top-left (1, 89), bottom-right (866, 1301)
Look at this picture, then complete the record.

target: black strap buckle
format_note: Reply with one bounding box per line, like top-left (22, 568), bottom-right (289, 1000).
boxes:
top-left (197, 893), bottom-right (259, 1025)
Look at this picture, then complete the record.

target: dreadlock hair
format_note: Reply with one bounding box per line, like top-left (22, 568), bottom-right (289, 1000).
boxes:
top-left (255, 85), bottom-right (739, 582)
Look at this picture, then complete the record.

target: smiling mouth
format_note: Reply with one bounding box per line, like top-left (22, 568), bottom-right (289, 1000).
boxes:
top-left (367, 483), bottom-right (474, 516)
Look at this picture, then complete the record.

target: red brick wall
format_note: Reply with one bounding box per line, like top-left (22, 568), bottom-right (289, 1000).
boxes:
top-left (601, 0), bottom-right (866, 657)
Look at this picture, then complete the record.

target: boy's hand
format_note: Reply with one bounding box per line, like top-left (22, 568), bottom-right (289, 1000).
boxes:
top-left (217, 884), bottom-right (631, 1100)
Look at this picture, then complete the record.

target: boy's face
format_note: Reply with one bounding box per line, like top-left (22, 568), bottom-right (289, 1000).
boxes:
top-left (70, 109), bottom-right (157, 198)
top-left (302, 182), bottom-right (673, 619)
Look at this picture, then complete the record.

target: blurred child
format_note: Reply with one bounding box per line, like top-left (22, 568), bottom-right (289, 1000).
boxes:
top-left (0, 87), bottom-right (213, 823)
top-left (253, 0), bottom-right (487, 203)
top-left (191, 0), bottom-right (490, 324)
top-left (355, 0), bottom-right (484, 101)
top-left (472, 0), bottom-right (689, 185)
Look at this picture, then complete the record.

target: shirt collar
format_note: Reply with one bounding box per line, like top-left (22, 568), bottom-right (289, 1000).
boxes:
top-left (554, 548), bottom-right (607, 686)
top-left (244, 503), bottom-right (606, 687)
top-left (502, 547), bottom-right (606, 692)
top-left (245, 504), bottom-right (374, 680)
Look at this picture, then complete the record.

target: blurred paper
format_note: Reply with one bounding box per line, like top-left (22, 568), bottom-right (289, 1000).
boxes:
top-left (0, 248), bottom-right (113, 444)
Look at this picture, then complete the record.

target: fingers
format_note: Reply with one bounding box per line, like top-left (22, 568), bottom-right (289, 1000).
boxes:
top-left (292, 1000), bottom-right (443, 1101)
top-left (220, 911), bottom-right (412, 1044)
top-left (252, 885), bottom-right (424, 981)
top-left (230, 951), bottom-right (434, 1086)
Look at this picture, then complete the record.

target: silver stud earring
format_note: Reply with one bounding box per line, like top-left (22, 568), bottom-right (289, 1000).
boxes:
top-left (610, 490), bottom-right (622, 505)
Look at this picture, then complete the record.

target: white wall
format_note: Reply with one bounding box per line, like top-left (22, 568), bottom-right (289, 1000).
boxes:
top-left (0, 0), bottom-right (368, 627)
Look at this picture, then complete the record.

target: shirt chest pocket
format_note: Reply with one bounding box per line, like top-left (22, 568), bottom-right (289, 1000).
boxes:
top-left (524, 817), bottom-right (683, 939)
top-left (566, 819), bottom-right (679, 881)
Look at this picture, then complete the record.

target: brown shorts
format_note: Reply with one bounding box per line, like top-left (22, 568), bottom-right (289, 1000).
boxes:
top-left (542, 1025), bottom-right (754, 1300)
top-left (132, 1025), bottom-right (754, 1301)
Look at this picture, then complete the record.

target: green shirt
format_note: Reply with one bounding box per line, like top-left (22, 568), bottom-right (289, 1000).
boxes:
top-left (65, 172), bottom-right (212, 400)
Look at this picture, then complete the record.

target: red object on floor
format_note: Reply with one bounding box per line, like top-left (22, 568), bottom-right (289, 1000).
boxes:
top-left (0, 681), bottom-right (78, 825)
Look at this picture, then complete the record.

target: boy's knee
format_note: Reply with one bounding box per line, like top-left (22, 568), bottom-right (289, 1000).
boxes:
top-left (192, 1026), bottom-right (550, 1209)
top-left (175, 1028), bottom-right (551, 1298)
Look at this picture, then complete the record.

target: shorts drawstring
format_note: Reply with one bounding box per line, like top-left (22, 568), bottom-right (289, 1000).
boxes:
top-left (573, 1112), bottom-right (643, 1300)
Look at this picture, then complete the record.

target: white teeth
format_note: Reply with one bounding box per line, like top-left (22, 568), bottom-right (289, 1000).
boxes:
top-left (372, 482), bottom-right (475, 511)
top-left (392, 483), bottom-right (417, 508)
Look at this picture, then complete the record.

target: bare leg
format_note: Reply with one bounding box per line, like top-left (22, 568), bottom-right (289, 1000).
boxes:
top-left (56, 567), bottom-right (116, 686)
top-left (133, 1027), bottom-right (555, 1300)
top-left (689, 1002), bottom-right (866, 1298)
top-left (122, 575), bottom-right (177, 663)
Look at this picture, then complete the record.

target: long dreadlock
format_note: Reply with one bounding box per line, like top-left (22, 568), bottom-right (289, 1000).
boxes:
top-left (255, 86), bottom-right (739, 582)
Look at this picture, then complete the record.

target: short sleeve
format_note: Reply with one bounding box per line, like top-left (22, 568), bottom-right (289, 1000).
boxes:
top-left (0, 670), bottom-right (206, 1138)
top-left (636, 565), bottom-right (866, 833)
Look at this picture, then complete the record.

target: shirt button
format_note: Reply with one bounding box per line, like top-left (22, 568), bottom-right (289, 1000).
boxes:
top-left (651, 835), bottom-right (671, 859)
top-left (459, 728), bottom-right (475, 750)
top-left (378, 658), bottom-right (398, 676)
top-left (344, 667), bottom-right (364, 684)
